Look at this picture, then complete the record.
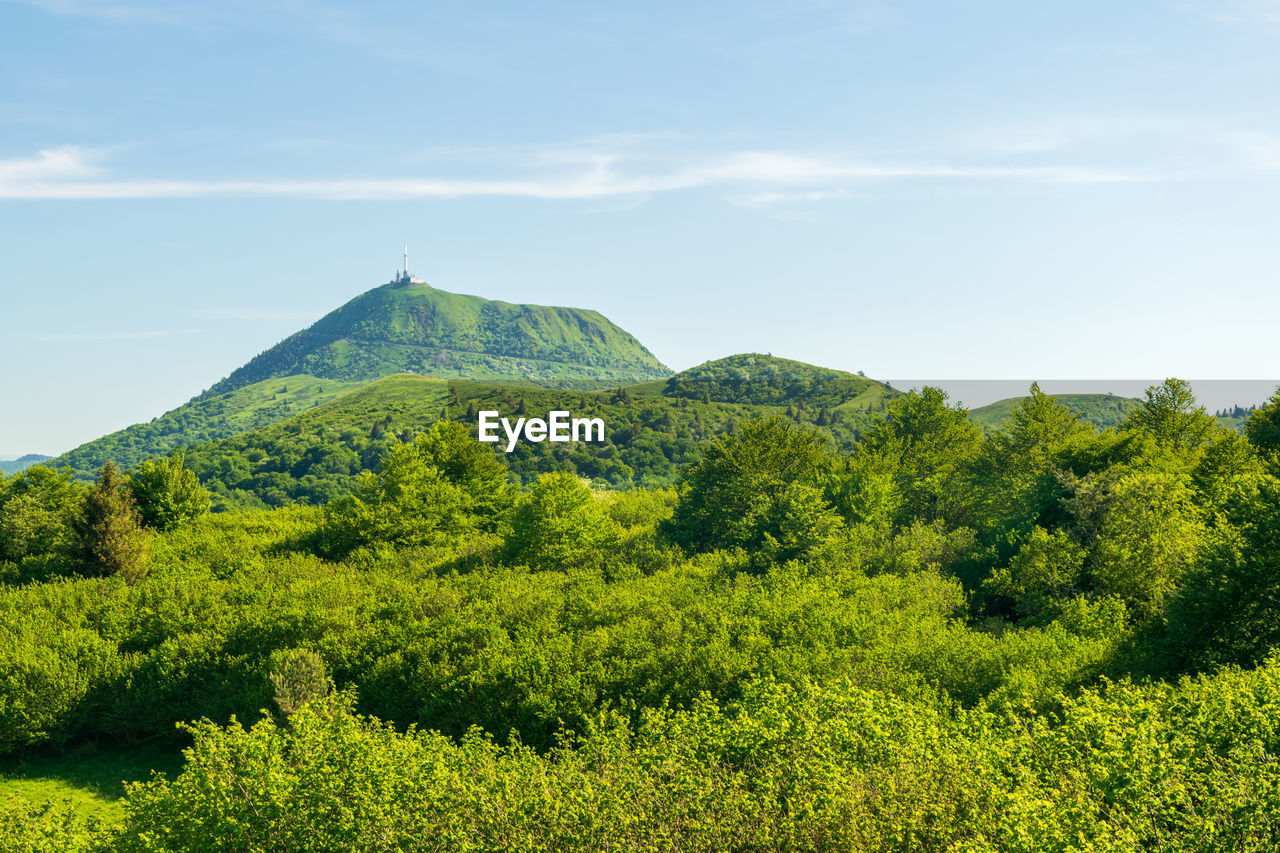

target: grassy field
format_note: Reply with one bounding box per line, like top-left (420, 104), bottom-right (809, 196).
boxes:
top-left (0, 745), bottom-right (183, 824)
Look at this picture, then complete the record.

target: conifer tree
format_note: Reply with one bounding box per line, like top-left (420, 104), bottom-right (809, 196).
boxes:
top-left (75, 461), bottom-right (149, 582)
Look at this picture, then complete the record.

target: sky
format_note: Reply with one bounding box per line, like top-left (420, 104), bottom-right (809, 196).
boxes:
top-left (2, 0), bottom-right (1279, 455)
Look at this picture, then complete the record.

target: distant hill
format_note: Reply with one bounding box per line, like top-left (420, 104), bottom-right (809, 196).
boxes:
top-left (969, 394), bottom-right (1142, 431)
top-left (646, 353), bottom-right (894, 411)
top-left (204, 278), bottom-right (671, 396)
top-left (0, 454), bottom-right (52, 475)
top-left (180, 357), bottom-right (899, 509)
top-left (970, 392), bottom-right (1255, 433)
top-left (50, 278), bottom-right (672, 477)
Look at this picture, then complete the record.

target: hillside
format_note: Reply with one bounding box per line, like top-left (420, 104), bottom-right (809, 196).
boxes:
top-left (650, 353), bottom-right (894, 411)
top-left (182, 357), bottom-right (898, 509)
top-left (970, 393), bottom-right (1141, 431)
top-left (52, 376), bottom-right (364, 476)
top-left (971, 392), bottom-right (1254, 433)
top-left (50, 279), bottom-right (672, 477)
top-left (205, 278), bottom-right (671, 396)
top-left (0, 454), bottom-right (52, 475)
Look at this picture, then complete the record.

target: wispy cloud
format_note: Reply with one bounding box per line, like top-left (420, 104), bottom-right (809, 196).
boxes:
top-left (33, 328), bottom-right (202, 341)
top-left (0, 144), bottom-right (1154, 202)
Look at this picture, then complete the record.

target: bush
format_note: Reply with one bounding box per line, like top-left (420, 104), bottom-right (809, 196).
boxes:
top-left (128, 453), bottom-right (211, 531)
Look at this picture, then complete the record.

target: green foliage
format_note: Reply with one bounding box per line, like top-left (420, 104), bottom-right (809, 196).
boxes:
top-left (0, 797), bottom-right (107, 852)
top-left (321, 439), bottom-right (474, 557)
top-left (268, 647), bottom-right (332, 719)
top-left (109, 662), bottom-right (1280, 852)
top-left (1122, 377), bottom-right (1215, 452)
top-left (984, 526), bottom-right (1086, 618)
top-left (665, 416), bottom-right (838, 555)
top-left (412, 420), bottom-right (513, 524)
top-left (0, 465), bottom-right (83, 567)
top-left (1090, 468), bottom-right (1206, 619)
top-left (503, 472), bottom-right (620, 571)
top-left (825, 450), bottom-right (900, 528)
top-left (1246, 387), bottom-right (1280, 467)
top-left (127, 453), bottom-right (210, 531)
top-left (858, 386), bottom-right (983, 524)
top-left (1150, 477), bottom-right (1280, 673)
top-left (73, 463), bottom-right (150, 583)
top-left (0, 614), bottom-right (121, 752)
top-left (8, 371), bottom-right (1280, 849)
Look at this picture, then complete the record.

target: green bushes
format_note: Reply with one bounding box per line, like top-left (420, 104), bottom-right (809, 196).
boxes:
top-left (503, 472), bottom-right (619, 571)
top-left (5, 380), bottom-right (1280, 847)
top-left (127, 454), bottom-right (210, 531)
top-left (108, 663), bottom-right (1280, 852)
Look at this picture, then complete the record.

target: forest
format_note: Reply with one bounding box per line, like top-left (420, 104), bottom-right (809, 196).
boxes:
top-left (3, 378), bottom-right (1280, 851)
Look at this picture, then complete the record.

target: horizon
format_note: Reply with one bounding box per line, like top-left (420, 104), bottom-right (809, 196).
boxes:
top-left (4, 2), bottom-right (1280, 452)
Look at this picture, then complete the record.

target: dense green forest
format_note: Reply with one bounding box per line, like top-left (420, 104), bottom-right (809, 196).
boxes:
top-left (4, 378), bottom-right (1280, 850)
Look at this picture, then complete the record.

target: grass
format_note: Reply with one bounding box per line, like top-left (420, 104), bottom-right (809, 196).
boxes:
top-left (0, 744), bottom-right (183, 824)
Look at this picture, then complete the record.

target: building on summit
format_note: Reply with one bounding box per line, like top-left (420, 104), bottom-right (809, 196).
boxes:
top-left (393, 244), bottom-right (425, 285)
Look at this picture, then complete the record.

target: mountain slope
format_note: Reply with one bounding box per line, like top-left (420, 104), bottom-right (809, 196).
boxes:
top-left (969, 394), bottom-right (1141, 431)
top-left (50, 279), bottom-right (672, 477)
top-left (0, 454), bottom-right (52, 475)
top-left (52, 376), bottom-right (365, 476)
top-left (648, 353), bottom-right (894, 410)
top-left (181, 359), bottom-right (899, 509)
top-left (205, 279), bottom-right (671, 396)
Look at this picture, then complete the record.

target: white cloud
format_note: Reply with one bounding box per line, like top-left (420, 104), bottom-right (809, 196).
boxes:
top-left (0, 146), bottom-right (99, 184)
top-left (0, 144), bottom-right (1154, 202)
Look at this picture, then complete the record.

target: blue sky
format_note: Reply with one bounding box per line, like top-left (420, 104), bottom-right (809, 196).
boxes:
top-left (2, 1), bottom-right (1279, 454)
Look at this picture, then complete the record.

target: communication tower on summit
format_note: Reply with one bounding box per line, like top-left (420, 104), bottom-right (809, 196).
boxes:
top-left (393, 244), bottom-right (423, 285)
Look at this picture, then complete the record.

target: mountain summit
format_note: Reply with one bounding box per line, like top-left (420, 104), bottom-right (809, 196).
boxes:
top-left (206, 278), bottom-right (671, 396)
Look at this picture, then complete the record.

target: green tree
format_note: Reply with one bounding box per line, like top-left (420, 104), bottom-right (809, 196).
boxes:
top-left (967, 383), bottom-right (1094, 536)
top-left (1090, 468), bottom-right (1206, 620)
top-left (73, 461), bottom-right (150, 582)
top-left (0, 465), bottom-right (84, 564)
top-left (128, 452), bottom-right (212, 530)
top-left (983, 526), bottom-right (1087, 618)
top-left (1122, 378), bottom-right (1214, 453)
top-left (664, 417), bottom-right (836, 553)
top-left (826, 451), bottom-right (900, 528)
top-left (1245, 387), bottom-right (1280, 468)
top-left (413, 420), bottom-right (513, 524)
top-left (858, 386), bottom-right (982, 525)
top-left (322, 439), bottom-right (472, 556)
top-left (269, 648), bottom-right (333, 721)
top-left (504, 472), bottom-right (619, 570)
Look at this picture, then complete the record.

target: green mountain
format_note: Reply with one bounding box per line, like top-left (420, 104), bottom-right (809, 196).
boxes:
top-left (53, 376), bottom-right (365, 476)
top-left (205, 278), bottom-right (671, 396)
top-left (970, 392), bottom-right (1254, 433)
top-left (181, 356), bottom-right (900, 509)
top-left (0, 454), bottom-right (52, 475)
top-left (646, 353), bottom-right (893, 411)
top-left (969, 394), bottom-right (1141, 431)
top-left (50, 279), bottom-right (672, 477)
